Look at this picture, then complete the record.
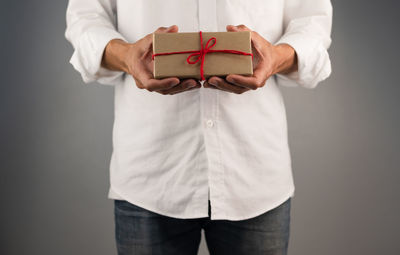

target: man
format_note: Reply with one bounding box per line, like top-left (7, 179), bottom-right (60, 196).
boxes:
top-left (65, 0), bottom-right (332, 254)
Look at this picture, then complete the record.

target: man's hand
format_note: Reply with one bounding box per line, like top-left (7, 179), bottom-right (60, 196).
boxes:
top-left (101, 25), bottom-right (201, 95)
top-left (203, 24), bottom-right (298, 94)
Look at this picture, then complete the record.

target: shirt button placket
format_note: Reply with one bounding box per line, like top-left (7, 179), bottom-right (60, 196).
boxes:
top-left (198, 0), bottom-right (223, 219)
top-left (198, 0), bottom-right (224, 219)
top-left (198, 0), bottom-right (223, 220)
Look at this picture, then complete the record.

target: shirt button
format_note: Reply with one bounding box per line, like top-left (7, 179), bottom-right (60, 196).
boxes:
top-left (206, 119), bottom-right (214, 128)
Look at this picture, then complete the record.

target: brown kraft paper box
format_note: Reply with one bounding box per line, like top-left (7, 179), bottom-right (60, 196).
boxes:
top-left (152, 31), bottom-right (253, 80)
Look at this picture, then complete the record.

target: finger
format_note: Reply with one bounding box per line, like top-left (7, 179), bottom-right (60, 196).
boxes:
top-left (204, 80), bottom-right (230, 92)
top-left (226, 24), bottom-right (261, 66)
top-left (226, 25), bottom-right (263, 51)
top-left (203, 81), bottom-right (218, 89)
top-left (249, 31), bottom-right (264, 49)
top-left (156, 79), bottom-right (198, 95)
top-left (137, 76), bottom-right (180, 91)
top-left (133, 77), bottom-right (145, 89)
top-left (208, 76), bottom-right (249, 94)
top-left (134, 63), bottom-right (179, 91)
top-left (205, 81), bottom-right (231, 93)
top-left (226, 24), bottom-right (252, 32)
top-left (185, 83), bottom-right (202, 91)
top-left (170, 83), bottom-right (201, 95)
top-left (138, 68), bottom-right (179, 91)
top-left (136, 50), bottom-right (181, 92)
top-left (225, 63), bottom-right (268, 90)
top-left (146, 77), bottom-right (181, 92)
top-left (154, 25), bottom-right (179, 34)
top-left (142, 25), bottom-right (180, 46)
top-left (208, 77), bottom-right (236, 93)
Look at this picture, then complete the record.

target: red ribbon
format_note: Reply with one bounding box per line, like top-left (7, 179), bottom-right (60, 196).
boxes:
top-left (152, 31), bottom-right (253, 81)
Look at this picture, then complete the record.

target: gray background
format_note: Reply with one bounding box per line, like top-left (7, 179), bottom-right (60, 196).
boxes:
top-left (1, 0), bottom-right (399, 254)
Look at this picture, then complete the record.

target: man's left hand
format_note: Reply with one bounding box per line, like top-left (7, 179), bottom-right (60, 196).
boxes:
top-left (203, 24), bottom-right (298, 94)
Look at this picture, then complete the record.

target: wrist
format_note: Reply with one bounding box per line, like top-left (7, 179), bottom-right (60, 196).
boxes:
top-left (272, 43), bottom-right (298, 75)
top-left (101, 39), bottom-right (132, 73)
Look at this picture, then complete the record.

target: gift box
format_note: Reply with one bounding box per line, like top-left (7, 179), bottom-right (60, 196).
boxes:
top-left (152, 31), bottom-right (253, 80)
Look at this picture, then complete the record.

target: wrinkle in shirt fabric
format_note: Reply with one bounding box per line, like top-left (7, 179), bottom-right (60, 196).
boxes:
top-left (65, 0), bottom-right (332, 220)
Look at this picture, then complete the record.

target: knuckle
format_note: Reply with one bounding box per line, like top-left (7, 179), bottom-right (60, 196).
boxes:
top-left (255, 80), bottom-right (264, 88)
top-left (145, 34), bottom-right (153, 43)
top-left (135, 82), bottom-right (145, 89)
top-left (179, 81), bottom-right (188, 87)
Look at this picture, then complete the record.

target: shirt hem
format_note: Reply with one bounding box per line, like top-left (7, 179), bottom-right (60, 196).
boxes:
top-left (210, 185), bottom-right (295, 221)
top-left (107, 184), bottom-right (210, 220)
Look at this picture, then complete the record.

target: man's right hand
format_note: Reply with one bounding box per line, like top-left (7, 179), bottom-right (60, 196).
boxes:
top-left (101, 25), bottom-right (201, 95)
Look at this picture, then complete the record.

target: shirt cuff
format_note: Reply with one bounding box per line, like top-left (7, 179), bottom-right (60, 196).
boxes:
top-left (274, 32), bottom-right (331, 89)
top-left (69, 26), bottom-right (127, 86)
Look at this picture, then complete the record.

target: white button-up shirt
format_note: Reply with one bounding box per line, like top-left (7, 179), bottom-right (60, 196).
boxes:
top-left (65, 0), bottom-right (332, 220)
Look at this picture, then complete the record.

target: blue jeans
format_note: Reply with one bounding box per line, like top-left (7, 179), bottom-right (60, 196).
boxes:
top-left (114, 197), bottom-right (291, 255)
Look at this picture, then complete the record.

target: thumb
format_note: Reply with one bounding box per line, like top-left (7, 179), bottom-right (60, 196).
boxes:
top-left (166, 25), bottom-right (179, 33)
top-left (148, 25), bottom-right (178, 50)
top-left (155, 25), bottom-right (179, 33)
top-left (226, 24), bottom-right (251, 32)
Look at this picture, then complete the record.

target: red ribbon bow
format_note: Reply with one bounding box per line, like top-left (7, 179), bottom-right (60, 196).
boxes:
top-left (152, 31), bottom-right (253, 81)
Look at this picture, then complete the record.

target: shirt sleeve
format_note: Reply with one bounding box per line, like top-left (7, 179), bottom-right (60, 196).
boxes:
top-left (274, 0), bottom-right (333, 89)
top-left (64, 0), bottom-right (128, 86)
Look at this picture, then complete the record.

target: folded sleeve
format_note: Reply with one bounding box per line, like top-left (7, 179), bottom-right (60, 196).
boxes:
top-left (274, 0), bottom-right (333, 89)
top-left (65, 0), bottom-right (127, 85)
